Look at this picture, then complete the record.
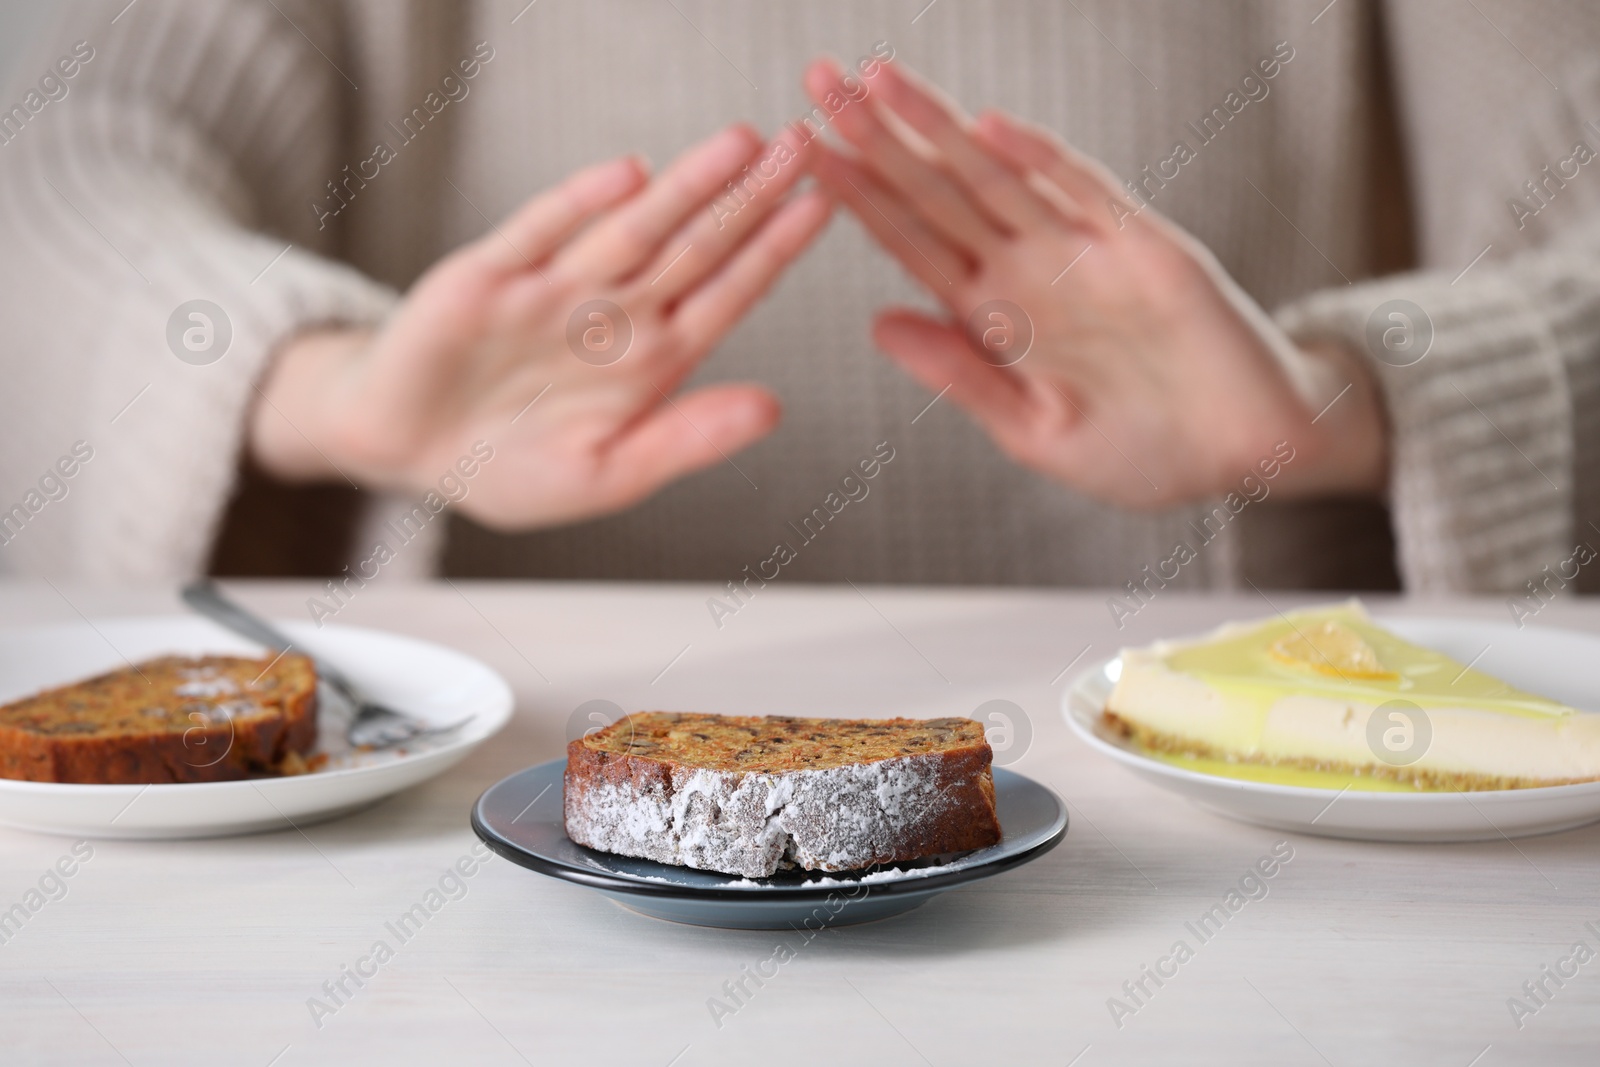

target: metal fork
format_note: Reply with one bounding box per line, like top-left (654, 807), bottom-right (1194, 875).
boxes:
top-left (180, 579), bottom-right (471, 749)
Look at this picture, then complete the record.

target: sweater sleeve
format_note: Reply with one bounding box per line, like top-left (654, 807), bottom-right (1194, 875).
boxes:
top-left (1275, 233), bottom-right (1599, 593)
top-left (1272, 0), bottom-right (1600, 594)
top-left (0, 0), bottom-right (400, 583)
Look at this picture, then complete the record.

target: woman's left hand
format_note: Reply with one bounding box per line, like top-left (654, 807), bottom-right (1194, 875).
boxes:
top-left (802, 57), bottom-right (1386, 508)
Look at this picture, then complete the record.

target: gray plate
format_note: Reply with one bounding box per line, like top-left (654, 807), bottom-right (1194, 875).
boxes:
top-left (471, 759), bottom-right (1068, 929)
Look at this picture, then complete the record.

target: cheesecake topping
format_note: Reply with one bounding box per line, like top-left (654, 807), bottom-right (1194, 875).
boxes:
top-left (1268, 621), bottom-right (1397, 680)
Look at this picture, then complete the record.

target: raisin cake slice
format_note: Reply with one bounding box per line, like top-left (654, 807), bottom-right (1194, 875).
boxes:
top-left (563, 712), bottom-right (1002, 878)
top-left (0, 654), bottom-right (319, 783)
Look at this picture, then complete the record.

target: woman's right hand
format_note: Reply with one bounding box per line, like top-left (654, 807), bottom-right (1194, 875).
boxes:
top-left (248, 123), bottom-right (829, 527)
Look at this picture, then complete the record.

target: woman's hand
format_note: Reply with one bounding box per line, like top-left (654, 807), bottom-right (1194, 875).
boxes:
top-left (249, 124), bottom-right (830, 527)
top-left (803, 58), bottom-right (1386, 507)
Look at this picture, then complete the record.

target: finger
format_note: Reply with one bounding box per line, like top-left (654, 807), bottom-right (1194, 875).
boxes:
top-left (476, 155), bottom-right (651, 273)
top-left (670, 189), bottom-right (833, 349)
top-left (973, 110), bottom-right (1128, 222)
top-left (557, 124), bottom-right (763, 282)
top-left (802, 58), bottom-right (998, 254)
top-left (809, 150), bottom-right (968, 293)
top-left (637, 125), bottom-right (814, 304)
top-left (601, 383), bottom-right (779, 502)
top-left (872, 309), bottom-right (1032, 429)
top-left (868, 61), bottom-right (1053, 234)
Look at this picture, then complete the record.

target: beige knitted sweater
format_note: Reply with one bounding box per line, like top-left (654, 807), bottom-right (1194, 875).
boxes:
top-left (1, 0), bottom-right (1597, 595)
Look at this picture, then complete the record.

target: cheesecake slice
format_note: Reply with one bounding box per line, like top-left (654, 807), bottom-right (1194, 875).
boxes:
top-left (1104, 601), bottom-right (1600, 791)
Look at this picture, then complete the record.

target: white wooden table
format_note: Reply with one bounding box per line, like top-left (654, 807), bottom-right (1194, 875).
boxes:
top-left (2, 581), bottom-right (1596, 1066)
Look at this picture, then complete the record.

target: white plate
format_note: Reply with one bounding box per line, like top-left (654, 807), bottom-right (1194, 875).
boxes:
top-left (1063, 617), bottom-right (1600, 842)
top-left (0, 616), bottom-right (513, 839)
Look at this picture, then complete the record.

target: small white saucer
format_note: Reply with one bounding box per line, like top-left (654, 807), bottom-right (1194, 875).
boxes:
top-left (1063, 617), bottom-right (1600, 843)
top-left (0, 616), bottom-right (513, 839)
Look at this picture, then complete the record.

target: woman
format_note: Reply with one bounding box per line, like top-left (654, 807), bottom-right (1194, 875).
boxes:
top-left (1, 0), bottom-right (1595, 600)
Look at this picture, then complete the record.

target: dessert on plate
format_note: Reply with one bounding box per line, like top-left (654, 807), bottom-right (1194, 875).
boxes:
top-left (1104, 601), bottom-right (1600, 790)
top-left (564, 712), bottom-right (1002, 877)
top-left (0, 653), bottom-right (319, 784)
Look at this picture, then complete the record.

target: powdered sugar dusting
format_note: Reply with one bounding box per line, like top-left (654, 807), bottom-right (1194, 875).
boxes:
top-left (565, 754), bottom-right (972, 878)
top-left (174, 675), bottom-right (240, 698)
top-left (713, 864), bottom-right (958, 889)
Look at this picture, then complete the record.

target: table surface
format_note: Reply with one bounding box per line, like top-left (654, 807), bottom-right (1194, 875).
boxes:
top-left (1, 581), bottom-right (1597, 1066)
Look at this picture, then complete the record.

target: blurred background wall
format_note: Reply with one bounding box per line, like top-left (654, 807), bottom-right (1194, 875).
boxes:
top-left (0, 4), bottom-right (54, 89)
